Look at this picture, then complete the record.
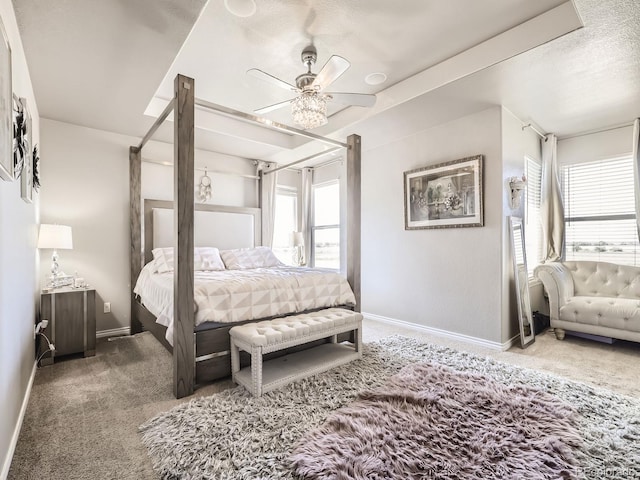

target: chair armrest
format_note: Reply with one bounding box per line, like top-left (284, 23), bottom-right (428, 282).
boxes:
top-left (534, 263), bottom-right (575, 322)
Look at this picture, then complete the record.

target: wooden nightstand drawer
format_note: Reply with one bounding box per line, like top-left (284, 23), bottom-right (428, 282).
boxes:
top-left (40, 287), bottom-right (96, 364)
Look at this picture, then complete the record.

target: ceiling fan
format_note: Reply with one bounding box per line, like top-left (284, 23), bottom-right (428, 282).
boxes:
top-left (247, 45), bottom-right (377, 129)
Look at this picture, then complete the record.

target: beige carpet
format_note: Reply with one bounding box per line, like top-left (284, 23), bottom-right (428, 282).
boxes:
top-left (8, 319), bottom-right (640, 479)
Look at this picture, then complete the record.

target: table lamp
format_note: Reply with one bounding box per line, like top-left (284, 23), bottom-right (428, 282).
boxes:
top-left (291, 231), bottom-right (305, 266)
top-left (38, 224), bottom-right (73, 282)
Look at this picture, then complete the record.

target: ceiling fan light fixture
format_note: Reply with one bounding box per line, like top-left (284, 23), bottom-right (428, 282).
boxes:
top-left (291, 91), bottom-right (328, 130)
top-left (224, 0), bottom-right (256, 18)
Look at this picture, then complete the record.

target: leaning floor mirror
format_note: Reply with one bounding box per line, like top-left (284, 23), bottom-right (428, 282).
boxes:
top-left (509, 216), bottom-right (535, 348)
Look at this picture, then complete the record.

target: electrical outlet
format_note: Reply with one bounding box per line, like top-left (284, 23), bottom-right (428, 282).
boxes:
top-left (103, 302), bottom-right (111, 314)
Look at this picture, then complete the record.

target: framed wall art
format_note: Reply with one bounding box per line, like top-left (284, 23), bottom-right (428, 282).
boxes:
top-left (19, 98), bottom-right (33, 202)
top-left (404, 155), bottom-right (483, 230)
top-left (0, 16), bottom-right (12, 181)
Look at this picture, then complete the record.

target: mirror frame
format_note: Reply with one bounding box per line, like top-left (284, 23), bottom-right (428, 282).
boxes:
top-left (509, 216), bottom-right (535, 348)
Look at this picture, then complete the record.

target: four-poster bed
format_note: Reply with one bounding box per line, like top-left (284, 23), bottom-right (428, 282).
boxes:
top-left (130, 74), bottom-right (361, 398)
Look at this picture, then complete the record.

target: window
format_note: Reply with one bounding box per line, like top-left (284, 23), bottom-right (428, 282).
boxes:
top-left (312, 181), bottom-right (340, 269)
top-left (525, 157), bottom-right (542, 277)
top-left (272, 186), bottom-right (297, 265)
top-left (561, 156), bottom-right (639, 266)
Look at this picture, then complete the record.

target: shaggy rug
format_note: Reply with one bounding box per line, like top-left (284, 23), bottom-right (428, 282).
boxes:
top-left (139, 336), bottom-right (640, 480)
top-left (290, 362), bottom-right (580, 479)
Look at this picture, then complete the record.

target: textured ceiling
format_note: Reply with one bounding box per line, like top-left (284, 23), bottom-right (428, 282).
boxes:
top-left (11, 0), bottom-right (640, 164)
top-left (12, 0), bottom-right (207, 137)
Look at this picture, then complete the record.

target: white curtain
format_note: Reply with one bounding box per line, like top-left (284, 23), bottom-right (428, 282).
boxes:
top-left (300, 167), bottom-right (313, 266)
top-left (633, 119), bottom-right (640, 239)
top-left (540, 133), bottom-right (565, 262)
top-left (259, 162), bottom-right (278, 248)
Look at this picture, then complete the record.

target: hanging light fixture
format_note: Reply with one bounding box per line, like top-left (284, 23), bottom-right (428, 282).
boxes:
top-left (291, 91), bottom-right (329, 130)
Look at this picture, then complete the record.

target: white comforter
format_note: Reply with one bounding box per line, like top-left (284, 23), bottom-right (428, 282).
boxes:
top-left (133, 263), bottom-right (356, 345)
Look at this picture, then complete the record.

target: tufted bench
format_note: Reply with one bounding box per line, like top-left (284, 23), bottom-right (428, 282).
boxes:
top-left (229, 308), bottom-right (363, 396)
top-left (535, 260), bottom-right (640, 343)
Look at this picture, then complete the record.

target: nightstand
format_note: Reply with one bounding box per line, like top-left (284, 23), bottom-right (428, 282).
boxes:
top-left (39, 287), bottom-right (96, 365)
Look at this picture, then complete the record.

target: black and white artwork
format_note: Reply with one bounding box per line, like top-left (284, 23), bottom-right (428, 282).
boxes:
top-left (19, 98), bottom-right (33, 202)
top-left (404, 155), bottom-right (484, 230)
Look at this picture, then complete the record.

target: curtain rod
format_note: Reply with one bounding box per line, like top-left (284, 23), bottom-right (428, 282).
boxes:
top-left (262, 147), bottom-right (343, 175)
top-left (558, 122), bottom-right (635, 141)
top-left (313, 157), bottom-right (343, 170)
top-left (521, 123), bottom-right (546, 139)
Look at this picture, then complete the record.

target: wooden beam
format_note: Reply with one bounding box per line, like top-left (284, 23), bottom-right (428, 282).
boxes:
top-left (173, 74), bottom-right (195, 399)
top-left (346, 134), bottom-right (361, 312)
top-left (129, 146), bottom-right (143, 334)
top-left (138, 98), bottom-right (175, 150)
top-left (193, 97), bottom-right (348, 148)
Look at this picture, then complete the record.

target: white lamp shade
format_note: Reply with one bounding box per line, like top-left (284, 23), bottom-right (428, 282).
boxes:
top-left (38, 224), bottom-right (73, 250)
top-left (291, 231), bottom-right (304, 247)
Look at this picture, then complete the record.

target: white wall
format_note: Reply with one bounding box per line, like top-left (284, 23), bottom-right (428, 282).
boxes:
top-left (0, 0), bottom-right (40, 476)
top-left (500, 108), bottom-right (542, 339)
top-left (362, 107), bottom-right (505, 344)
top-left (39, 119), bottom-right (258, 335)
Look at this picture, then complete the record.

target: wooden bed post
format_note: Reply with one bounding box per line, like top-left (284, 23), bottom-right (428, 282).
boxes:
top-left (346, 134), bottom-right (361, 312)
top-left (173, 74), bottom-right (195, 398)
top-left (130, 146), bottom-right (143, 334)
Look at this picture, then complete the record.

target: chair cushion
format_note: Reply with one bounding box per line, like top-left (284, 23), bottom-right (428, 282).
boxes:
top-left (559, 296), bottom-right (640, 333)
top-left (564, 261), bottom-right (640, 299)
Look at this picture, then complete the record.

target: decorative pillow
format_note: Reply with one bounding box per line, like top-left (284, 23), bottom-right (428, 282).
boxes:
top-left (220, 246), bottom-right (283, 270)
top-left (152, 247), bottom-right (226, 273)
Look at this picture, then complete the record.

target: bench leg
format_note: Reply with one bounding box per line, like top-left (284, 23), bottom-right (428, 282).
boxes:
top-left (230, 339), bottom-right (240, 384)
top-left (355, 324), bottom-right (362, 356)
top-left (251, 346), bottom-right (263, 397)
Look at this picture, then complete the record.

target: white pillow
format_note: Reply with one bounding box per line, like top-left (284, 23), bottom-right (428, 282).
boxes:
top-left (220, 246), bottom-right (283, 270)
top-left (152, 247), bottom-right (226, 273)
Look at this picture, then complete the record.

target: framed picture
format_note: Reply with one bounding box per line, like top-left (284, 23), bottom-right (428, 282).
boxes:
top-left (0, 16), bottom-right (11, 181)
top-left (404, 155), bottom-right (483, 230)
top-left (20, 98), bottom-right (32, 202)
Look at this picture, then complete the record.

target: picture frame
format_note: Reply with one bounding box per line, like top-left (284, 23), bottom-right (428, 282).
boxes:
top-left (20, 97), bottom-right (33, 202)
top-left (0, 16), bottom-right (12, 181)
top-left (404, 155), bottom-right (483, 230)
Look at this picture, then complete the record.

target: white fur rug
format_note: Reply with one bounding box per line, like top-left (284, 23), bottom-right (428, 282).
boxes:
top-left (291, 362), bottom-right (580, 479)
top-left (139, 336), bottom-right (640, 480)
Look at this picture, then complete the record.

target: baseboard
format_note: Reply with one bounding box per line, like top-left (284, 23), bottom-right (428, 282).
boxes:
top-left (363, 312), bottom-right (518, 351)
top-left (1, 361), bottom-right (37, 480)
top-left (96, 326), bottom-right (130, 339)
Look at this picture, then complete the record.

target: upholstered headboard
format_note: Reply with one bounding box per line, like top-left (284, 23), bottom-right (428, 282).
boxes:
top-left (143, 199), bottom-right (261, 264)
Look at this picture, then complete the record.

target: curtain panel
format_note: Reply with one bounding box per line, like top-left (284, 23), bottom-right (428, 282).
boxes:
top-left (540, 134), bottom-right (565, 262)
top-left (299, 168), bottom-right (313, 266)
top-left (259, 162), bottom-right (278, 248)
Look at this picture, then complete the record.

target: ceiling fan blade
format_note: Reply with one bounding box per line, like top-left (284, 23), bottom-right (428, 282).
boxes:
top-left (311, 55), bottom-right (350, 91)
top-left (326, 92), bottom-right (377, 108)
top-left (247, 68), bottom-right (297, 92)
top-left (254, 98), bottom-right (294, 114)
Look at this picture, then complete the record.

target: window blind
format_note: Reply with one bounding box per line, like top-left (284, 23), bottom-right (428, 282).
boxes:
top-left (525, 157), bottom-right (542, 277)
top-left (561, 156), bottom-right (639, 266)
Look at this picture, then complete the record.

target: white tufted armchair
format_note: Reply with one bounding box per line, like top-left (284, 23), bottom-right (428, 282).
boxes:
top-left (534, 260), bottom-right (640, 342)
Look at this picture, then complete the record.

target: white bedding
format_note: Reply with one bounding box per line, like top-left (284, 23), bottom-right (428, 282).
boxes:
top-left (133, 262), bottom-right (356, 345)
